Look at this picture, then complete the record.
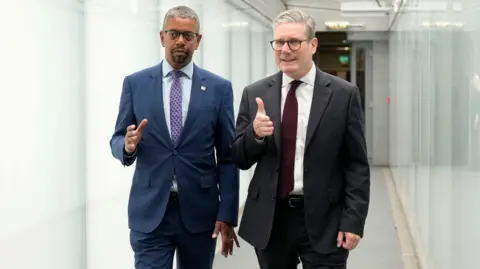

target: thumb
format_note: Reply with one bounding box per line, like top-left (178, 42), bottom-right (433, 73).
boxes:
top-left (337, 231), bottom-right (344, 247)
top-left (212, 225), bottom-right (220, 238)
top-left (256, 97), bottom-right (265, 114)
top-left (136, 119), bottom-right (148, 132)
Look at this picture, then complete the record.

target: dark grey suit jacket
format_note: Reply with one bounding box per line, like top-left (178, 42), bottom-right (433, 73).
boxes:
top-left (231, 67), bottom-right (370, 254)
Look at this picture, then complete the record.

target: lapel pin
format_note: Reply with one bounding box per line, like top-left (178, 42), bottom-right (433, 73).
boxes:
top-left (201, 86), bottom-right (206, 91)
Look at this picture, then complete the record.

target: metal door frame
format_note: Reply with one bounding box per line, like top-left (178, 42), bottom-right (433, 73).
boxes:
top-left (350, 41), bottom-right (373, 160)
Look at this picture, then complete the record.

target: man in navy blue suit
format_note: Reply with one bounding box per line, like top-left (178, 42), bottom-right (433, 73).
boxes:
top-left (110, 5), bottom-right (239, 269)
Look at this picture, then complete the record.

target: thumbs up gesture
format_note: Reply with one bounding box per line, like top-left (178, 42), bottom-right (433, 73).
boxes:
top-left (124, 119), bottom-right (148, 153)
top-left (253, 97), bottom-right (274, 138)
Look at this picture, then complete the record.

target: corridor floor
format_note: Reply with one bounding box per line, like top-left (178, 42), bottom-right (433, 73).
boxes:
top-left (212, 167), bottom-right (405, 269)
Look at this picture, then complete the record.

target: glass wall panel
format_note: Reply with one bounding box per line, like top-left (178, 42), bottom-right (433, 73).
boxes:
top-left (389, 0), bottom-right (480, 268)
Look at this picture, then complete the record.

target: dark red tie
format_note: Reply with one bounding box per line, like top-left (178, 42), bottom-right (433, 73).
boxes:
top-left (279, 80), bottom-right (302, 197)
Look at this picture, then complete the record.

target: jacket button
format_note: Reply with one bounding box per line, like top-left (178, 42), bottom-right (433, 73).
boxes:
top-left (271, 196), bottom-right (276, 201)
top-left (173, 150), bottom-right (178, 155)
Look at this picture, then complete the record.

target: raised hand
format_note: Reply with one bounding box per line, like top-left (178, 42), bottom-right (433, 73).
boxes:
top-left (124, 119), bottom-right (148, 153)
top-left (253, 97), bottom-right (273, 138)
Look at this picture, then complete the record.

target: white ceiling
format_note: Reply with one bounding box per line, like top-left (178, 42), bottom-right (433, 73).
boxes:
top-left (283, 0), bottom-right (392, 31)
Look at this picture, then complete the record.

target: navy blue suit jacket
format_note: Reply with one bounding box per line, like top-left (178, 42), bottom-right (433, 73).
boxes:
top-left (110, 62), bottom-right (239, 234)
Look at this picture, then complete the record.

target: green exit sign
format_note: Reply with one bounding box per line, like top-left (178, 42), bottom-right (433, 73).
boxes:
top-left (339, 55), bottom-right (349, 65)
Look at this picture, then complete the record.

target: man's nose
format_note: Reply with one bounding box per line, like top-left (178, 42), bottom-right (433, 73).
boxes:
top-left (281, 42), bottom-right (291, 52)
top-left (176, 34), bottom-right (186, 44)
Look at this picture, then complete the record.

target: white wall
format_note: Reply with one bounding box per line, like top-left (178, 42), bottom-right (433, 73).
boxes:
top-left (0, 0), bottom-right (86, 268)
top-left (0, 0), bottom-right (278, 268)
top-left (84, 0), bottom-right (160, 268)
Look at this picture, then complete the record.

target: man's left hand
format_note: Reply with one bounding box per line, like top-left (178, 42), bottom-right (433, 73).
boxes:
top-left (337, 231), bottom-right (361, 250)
top-left (212, 221), bottom-right (240, 257)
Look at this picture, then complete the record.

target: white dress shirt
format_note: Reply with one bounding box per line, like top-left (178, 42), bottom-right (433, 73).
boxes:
top-left (281, 62), bottom-right (316, 195)
top-left (162, 60), bottom-right (194, 192)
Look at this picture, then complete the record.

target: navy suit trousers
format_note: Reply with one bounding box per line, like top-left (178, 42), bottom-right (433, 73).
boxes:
top-left (129, 194), bottom-right (217, 269)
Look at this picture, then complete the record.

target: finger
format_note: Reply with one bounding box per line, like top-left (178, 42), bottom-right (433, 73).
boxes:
top-left (221, 242), bottom-right (228, 257)
top-left (343, 235), bottom-right (354, 250)
top-left (126, 139), bottom-right (138, 150)
top-left (352, 236), bottom-right (360, 249)
top-left (255, 118), bottom-right (273, 126)
top-left (126, 130), bottom-right (136, 137)
top-left (257, 127), bottom-right (274, 136)
top-left (136, 119), bottom-right (148, 132)
top-left (257, 124), bottom-right (274, 133)
top-left (126, 124), bottom-right (136, 132)
top-left (342, 241), bottom-right (352, 250)
top-left (256, 97), bottom-right (265, 114)
top-left (233, 234), bottom-right (240, 248)
top-left (224, 241), bottom-right (233, 256)
top-left (351, 240), bottom-right (358, 250)
top-left (127, 135), bottom-right (138, 143)
top-left (337, 232), bottom-right (344, 247)
top-left (222, 240), bottom-right (233, 257)
top-left (255, 114), bottom-right (270, 122)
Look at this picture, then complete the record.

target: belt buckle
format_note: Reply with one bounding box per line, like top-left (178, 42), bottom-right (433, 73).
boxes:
top-left (288, 197), bottom-right (299, 208)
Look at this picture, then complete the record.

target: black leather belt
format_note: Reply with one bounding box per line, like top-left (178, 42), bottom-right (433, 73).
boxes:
top-left (280, 195), bottom-right (304, 209)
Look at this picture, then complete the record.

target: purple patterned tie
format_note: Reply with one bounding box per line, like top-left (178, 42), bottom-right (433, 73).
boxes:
top-left (170, 70), bottom-right (183, 144)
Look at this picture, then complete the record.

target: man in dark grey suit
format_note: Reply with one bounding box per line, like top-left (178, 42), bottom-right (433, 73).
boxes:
top-left (231, 9), bottom-right (370, 269)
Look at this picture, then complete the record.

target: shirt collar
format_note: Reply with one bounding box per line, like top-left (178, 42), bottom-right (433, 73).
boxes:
top-left (282, 61), bottom-right (316, 87)
top-left (162, 59), bottom-right (194, 79)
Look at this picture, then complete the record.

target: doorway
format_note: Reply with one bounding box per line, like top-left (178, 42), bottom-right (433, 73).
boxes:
top-left (313, 33), bottom-right (372, 159)
top-left (313, 32), bottom-right (366, 111)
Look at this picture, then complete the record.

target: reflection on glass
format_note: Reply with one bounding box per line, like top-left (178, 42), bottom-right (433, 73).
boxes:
top-left (470, 74), bottom-right (480, 170)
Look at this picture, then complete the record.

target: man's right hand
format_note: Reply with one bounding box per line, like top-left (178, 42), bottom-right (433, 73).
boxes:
top-left (124, 119), bottom-right (148, 153)
top-left (253, 97), bottom-right (273, 138)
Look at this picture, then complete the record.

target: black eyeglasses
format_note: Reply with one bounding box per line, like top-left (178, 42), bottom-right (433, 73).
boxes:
top-left (164, 30), bottom-right (198, 42)
top-left (270, 39), bottom-right (309, 51)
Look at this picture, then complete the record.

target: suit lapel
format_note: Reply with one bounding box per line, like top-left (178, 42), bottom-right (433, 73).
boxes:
top-left (305, 68), bottom-right (332, 148)
top-left (176, 64), bottom-right (205, 146)
top-left (264, 72), bottom-right (283, 150)
top-left (150, 63), bottom-right (174, 148)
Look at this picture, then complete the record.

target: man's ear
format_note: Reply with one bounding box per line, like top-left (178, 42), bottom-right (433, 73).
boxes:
top-left (160, 31), bottom-right (165, 47)
top-left (195, 34), bottom-right (203, 50)
top-left (310, 37), bottom-right (318, 54)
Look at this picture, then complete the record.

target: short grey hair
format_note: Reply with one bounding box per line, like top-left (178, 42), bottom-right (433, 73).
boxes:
top-left (272, 8), bottom-right (316, 39)
top-left (162, 5), bottom-right (200, 33)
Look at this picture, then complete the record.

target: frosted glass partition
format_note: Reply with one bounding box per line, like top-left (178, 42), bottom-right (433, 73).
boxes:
top-left (389, 1), bottom-right (480, 268)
